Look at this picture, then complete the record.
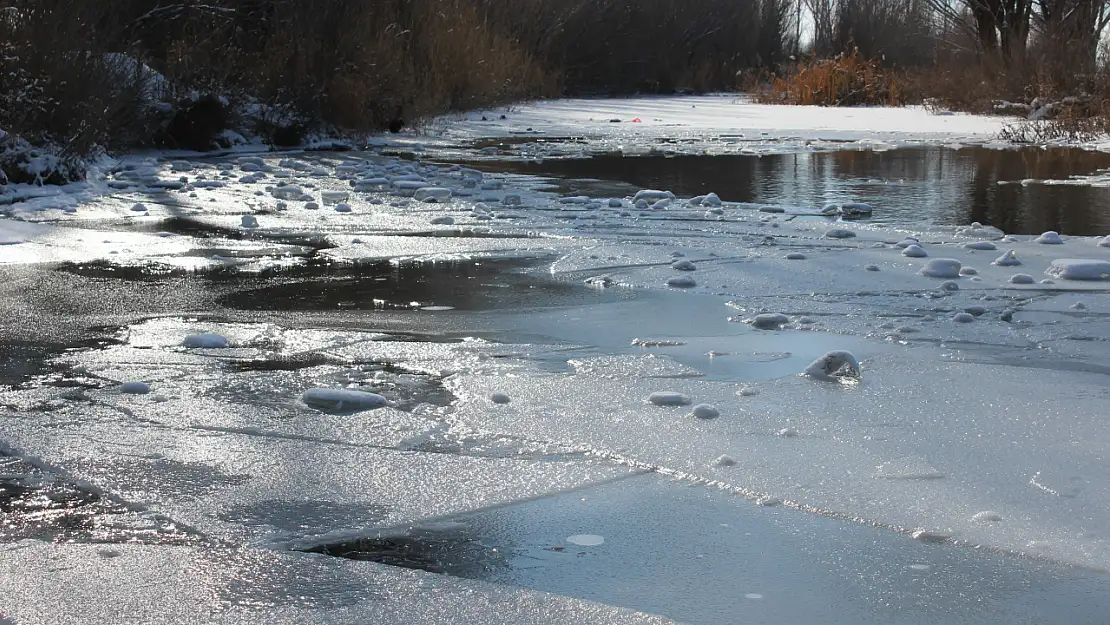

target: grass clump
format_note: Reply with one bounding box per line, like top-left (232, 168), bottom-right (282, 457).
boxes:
top-left (754, 49), bottom-right (907, 106)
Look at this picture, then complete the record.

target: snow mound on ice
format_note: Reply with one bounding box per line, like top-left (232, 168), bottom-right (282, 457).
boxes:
top-left (964, 241), bottom-right (997, 250)
top-left (803, 350), bottom-right (861, 382)
top-left (670, 259), bottom-right (696, 271)
top-left (1009, 273), bottom-right (1035, 284)
top-left (901, 244), bottom-right (928, 258)
top-left (633, 189), bottom-right (674, 203)
top-left (690, 404), bottom-right (720, 420)
top-left (919, 258), bottom-right (961, 278)
top-left (302, 388), bottom-right (388, 412)
top-left (1035, 231), bottom-right (1064, 244)
top-left (825, 228), bottom-right (856, 239)
top-left (1044, 259), bottom-right (1110, 281)
top-left (666, 276), bottom-right (697, 288)
top-left (748, 313), bottom-right (790, 330)
top-left (993, 250), bottom-right (1021, 266)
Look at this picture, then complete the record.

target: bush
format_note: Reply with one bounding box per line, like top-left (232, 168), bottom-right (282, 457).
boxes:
top-left (156, 95), bottom-right (233, 151)
top-left (754, 50), bottom-right (907, 106)
top-left (0, 132), bottom-right (86, 185)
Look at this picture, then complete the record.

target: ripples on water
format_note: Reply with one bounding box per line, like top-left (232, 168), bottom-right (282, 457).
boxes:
top-left (470, 145), bottom-right (1110, 236)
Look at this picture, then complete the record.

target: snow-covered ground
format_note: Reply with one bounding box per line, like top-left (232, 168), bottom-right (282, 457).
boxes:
top-left (3, 97), bottom-right (1110, 623)
top-left (433, 95), bottom-right (1019, 157)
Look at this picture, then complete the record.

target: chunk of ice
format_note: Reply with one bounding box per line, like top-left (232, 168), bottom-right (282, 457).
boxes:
top-left (119, 381), bottom-right (151, 395)
top-left (566, 534), bottom-right (604, 547)
top-left (972, 511), bottom-right (1003, 522)
top-left (302, 388), bottom-right (388, 412)
top-left (648, 392), bottom-right (692, 407)
top-left (181, 333), bottom-right (229, 348)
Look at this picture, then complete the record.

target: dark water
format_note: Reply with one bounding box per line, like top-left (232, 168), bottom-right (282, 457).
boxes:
top-left (469, 145), bottom-right (1110, 236)
top-left (219, 257), bottom-right (630, 312)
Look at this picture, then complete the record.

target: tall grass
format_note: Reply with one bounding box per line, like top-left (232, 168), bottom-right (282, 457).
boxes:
top-left (754, 50), bottom-right (907, 106)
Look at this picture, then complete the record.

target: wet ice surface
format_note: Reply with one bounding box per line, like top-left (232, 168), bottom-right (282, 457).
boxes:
top-left (4, 103), bottom-right (1110, 622)
top-left (348, 473), bottom-right (1110, 625)
top-left (0, 541), bottom-right (672, 625)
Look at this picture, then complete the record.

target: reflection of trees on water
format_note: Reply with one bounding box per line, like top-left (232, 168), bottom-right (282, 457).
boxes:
top-left (962, 148), bottom-right (1110, 236)
top-left (480, 146), bottom-right (1110, 235)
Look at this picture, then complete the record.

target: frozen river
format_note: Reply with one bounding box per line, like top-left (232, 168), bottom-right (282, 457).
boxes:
top-left (3, 97), bottom-right (1110, 624)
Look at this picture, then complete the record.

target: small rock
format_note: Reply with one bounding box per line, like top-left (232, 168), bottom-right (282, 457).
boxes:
top-left (490, 392), bottom-right (511, 404)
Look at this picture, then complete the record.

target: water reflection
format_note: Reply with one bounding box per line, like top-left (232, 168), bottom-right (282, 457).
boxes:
top-left (472, 147), bottom-right (1110, 236)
